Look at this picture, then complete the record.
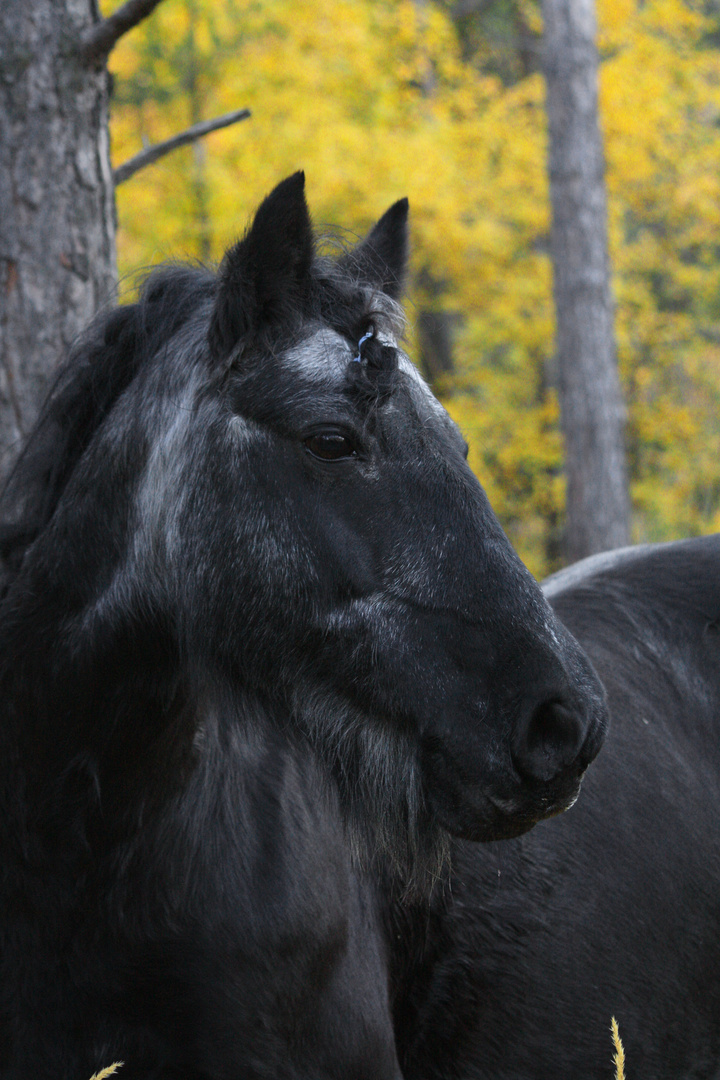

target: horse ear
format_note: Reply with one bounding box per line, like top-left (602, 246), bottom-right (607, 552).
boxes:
top-left (208, 171), bottom-right (314, 360)
top-left (343, 198), bottom-right (409, 300)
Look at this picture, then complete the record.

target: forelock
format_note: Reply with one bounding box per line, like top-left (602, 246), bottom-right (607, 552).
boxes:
top-left (309, 253), bottom-right (406, 342)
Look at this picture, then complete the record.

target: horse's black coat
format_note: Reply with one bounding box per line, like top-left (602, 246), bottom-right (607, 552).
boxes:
top-left (393, 535), bottom-right (720, 1080)
top-left (0, 174), bottom-right (606, 1078)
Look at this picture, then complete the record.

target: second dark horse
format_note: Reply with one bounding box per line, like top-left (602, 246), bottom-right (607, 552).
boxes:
top-left (393, 535), bottom-right (720, 1079)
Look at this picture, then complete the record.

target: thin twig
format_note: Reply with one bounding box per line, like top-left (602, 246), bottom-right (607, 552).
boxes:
top-left (451, 0), bottom-right (495, 19)
top-left (113, 109), bottom-right (252, 186)
top-left (78, 0), bottom-right (167, 65)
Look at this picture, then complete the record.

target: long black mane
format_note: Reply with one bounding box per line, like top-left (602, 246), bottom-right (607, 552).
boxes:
top-left (0, 266), bottom-right (214, 580)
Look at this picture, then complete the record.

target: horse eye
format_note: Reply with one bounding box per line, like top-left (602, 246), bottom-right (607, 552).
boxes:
top-left (304, 433), bottom-right (357, 461)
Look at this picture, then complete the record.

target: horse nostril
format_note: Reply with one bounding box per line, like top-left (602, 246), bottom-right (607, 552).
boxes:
top-left (512, 697), bottom-right (585, 783)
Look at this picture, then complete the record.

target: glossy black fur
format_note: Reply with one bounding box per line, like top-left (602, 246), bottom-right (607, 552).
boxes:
top-left (393, 535), bottom-right (720, 1080)
top-left (0, 174), bottom-right (606, 1078)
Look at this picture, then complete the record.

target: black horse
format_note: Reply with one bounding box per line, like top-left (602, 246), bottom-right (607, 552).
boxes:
top-left (0, 174), bottom-right (606, 1079)
top-left (392, 535), bottom-right (720, 1079)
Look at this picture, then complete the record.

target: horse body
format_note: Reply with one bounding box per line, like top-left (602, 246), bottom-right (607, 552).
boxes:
top-left (0, 174), bottom-right (606, 1077)
top-left (393, 535), bottom-right (720, 1079)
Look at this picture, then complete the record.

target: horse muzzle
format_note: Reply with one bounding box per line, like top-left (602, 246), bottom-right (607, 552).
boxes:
top-left (419, 673), bottom-right (608, 842)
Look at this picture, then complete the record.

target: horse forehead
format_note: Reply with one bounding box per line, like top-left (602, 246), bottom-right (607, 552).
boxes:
top-left (283, 327), bottom-right (450, 423)
top-left (283, 328), bottom-right (354, 380)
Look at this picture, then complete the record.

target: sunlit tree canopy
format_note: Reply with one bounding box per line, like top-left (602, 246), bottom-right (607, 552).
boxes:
top-left (107, 0), bottom-right (720, 576)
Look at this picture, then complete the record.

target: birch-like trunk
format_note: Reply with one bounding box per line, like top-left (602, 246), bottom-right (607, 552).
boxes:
top-left (542, 0), bottom-right (630, 563)
top-left (0, 0), bottom-right (117, 482)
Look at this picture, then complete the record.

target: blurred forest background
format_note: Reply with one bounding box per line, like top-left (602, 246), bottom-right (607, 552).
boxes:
top-left (108, 0), bottom-right (720, 578)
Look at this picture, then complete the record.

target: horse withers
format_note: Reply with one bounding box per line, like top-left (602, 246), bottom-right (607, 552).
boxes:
top-left (0, 174), bottom-right (606, 1078)
top-left (392, 535), bottom-right (720, 1079)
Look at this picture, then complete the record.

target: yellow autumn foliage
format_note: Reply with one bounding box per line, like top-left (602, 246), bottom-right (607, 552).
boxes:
top-left (106, 0), bottom-right (720, 577)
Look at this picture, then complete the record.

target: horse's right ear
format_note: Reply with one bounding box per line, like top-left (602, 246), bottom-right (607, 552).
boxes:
top-left (208, 172), bottom-right (314, 360)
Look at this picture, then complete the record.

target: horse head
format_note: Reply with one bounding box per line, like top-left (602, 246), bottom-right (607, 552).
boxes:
top-left (0, 173), bottom-right (607, 886)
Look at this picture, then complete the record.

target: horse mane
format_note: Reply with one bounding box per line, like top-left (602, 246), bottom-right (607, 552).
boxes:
top-left (0, 265), bottom-right (215, 583)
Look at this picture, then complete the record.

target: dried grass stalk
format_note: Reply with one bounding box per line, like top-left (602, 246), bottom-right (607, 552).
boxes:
top-left (89, 1064), bottom-right (123, 1080)
top-left (611, 1017), bottom-right (626, 1080)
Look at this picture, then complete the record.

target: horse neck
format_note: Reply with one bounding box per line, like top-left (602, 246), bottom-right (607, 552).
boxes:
top-left (0, 568), bottom-right (198, 843)
top-left (0, 570), bottom-right (445, 902)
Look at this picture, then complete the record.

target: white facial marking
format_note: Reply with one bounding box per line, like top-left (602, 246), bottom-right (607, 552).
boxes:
top-left (283, 328), bottom-right (353, 381)
top-left (281, 320), bottom-right (451, 433)
top-left (397, 353), bottom-right (448, 420)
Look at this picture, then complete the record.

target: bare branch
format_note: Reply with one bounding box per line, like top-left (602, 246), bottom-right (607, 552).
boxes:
top-left (113, 109), bottom-right (252, 186)
top-left (451, 0), bottom-right (495, 19)
top-left (78, 0), bottom-right (168, 66)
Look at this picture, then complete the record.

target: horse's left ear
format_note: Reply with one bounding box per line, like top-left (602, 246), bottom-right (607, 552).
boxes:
top-left (209, 172), bottom-right (314, 360)
top-left (342, 198), bottom-right (409, 300)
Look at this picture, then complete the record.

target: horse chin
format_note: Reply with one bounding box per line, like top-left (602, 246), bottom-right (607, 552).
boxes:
top-left (425, 776), bottom-right (586, 843)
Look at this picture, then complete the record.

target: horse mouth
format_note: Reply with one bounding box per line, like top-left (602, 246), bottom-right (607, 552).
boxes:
top-left (423, 764), bottom-right (586, 843)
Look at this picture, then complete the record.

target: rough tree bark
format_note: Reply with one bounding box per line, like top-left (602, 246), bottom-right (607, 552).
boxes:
top-left (541, 0), bottom-right (630, 562)
top-left (0, 0), bottom-right (117, 481)
top-left (0, 0), bottom-right (248, 485)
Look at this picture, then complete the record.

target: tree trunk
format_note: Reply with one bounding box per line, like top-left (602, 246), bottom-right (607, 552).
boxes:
top-left (541, 0), bottom-right (630, 563)
top-left (0, 0), bottom-right (117, 482)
